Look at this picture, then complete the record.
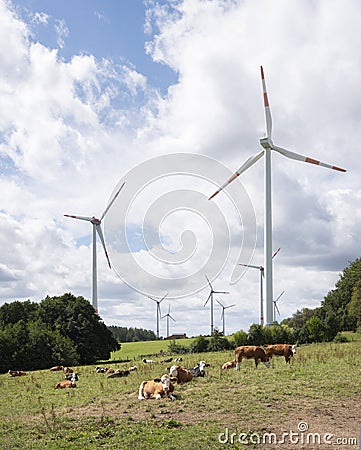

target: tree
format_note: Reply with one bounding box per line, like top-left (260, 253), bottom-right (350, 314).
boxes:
top-left (305, 316), bottom-right (325, 343)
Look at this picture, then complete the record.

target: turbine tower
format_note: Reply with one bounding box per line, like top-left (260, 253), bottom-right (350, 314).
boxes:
top-left (64, 182), bottom-right (125, 313)
top-left (209, 66), bottom-right (346, 325)
top-left (239, 247), bottom-right (280, 325)
top-left (204, 276), bottom-right (229, 335)
top-left (148, 293), bottom-right (168, 339)
top-left (161, 303), bottom-right (176, 338)
top-left (216, 299), bottom-right (235, 335)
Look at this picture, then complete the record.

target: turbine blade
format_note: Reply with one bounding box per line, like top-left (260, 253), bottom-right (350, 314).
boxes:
top-left (64, 214), bottom-right (93, 222)
top-left (214, 291), bottom-right (230, 295)
top-left (260, 66), bottom-right (272, 138)
top-left (169, 315), bottom-right (176, 322)
top-left (100, 181), bottom-right (125, 220)
top-left (204, 293), bottom-right (212, 307)
top-left (272, 247), bottom-right (281, 259)
top-left (273, 145), bottom-right (346, 172)
top-left (239, 263), bottom-right (263, 270)
top-left (226, 304), bottom-right (236, 309)
top-left (205, 275), bottom-right (213, 290)
top-left (275, 303), bottom-right (280, 315)
top-left (95, 224), bottom-right (111, 268)
top-left (160, 293), bottom-right (168, 303)
top-left (216, 298), bottom-right (224, 308)
top-left (220, 310), bottom-right (224, 320)
top-left (209, 150), bottom-right (264, 200)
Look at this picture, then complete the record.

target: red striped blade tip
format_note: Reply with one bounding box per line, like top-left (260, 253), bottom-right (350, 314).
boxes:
top-left (260, 66), bottom-right (265, 79)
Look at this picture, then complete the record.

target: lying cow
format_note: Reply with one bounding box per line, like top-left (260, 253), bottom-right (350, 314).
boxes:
top-left (49, 365), bottom-right (63, 371)
top-left (265, 344), bottom-right (296, 364)
top-left (65, 373), bottom-right (79, 381)
top-left (189, 361), bottom-right (209, 377)
top-left (142, 359), bottom-right (156, 364)
top-left (55, 373), bottom-right (77, 389)
top-left (63, 366), bottom-right (73, 375)
top-left (221, 360), bottom-right (237, 370)
top-left (95, 366), bottom-right (108, 373)
top-left (8, 370), bottom-right (26, 377)
top-left (169, 365), bottom-right (193, 383)
top-left (138, 374), bottom-right (175, 400)
top-left (107, 369), bottom-right (130, 379)
top-left (235, 346), bottom-right (270, 370)
top-left (160, 357), bottom-right (173, 363)
top-left (128, 365), bottom-right (137, 371)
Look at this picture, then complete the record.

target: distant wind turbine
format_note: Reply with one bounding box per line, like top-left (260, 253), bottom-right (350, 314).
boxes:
top-left (209, 66), bottom-right (346, 325)
top-left (204, 276), bottom-right (229, 335)
top-left (273, 290), bottom-right (285, 319)
top-left (161, 303), bottom-right (176, 338)
top-left (239, 247), bottom-right (280, 326)
top-left (216, 299), bottom-right (235, 335)
top-left (148, 293), bottom-right (168, 339)
top-left (64, 182), bottom-right (125, 313)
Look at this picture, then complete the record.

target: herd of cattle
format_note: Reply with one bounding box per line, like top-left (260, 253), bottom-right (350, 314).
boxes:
top-left (6, 344), bottom-right (297, 399)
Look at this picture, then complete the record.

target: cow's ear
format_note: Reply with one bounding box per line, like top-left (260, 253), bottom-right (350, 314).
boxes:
top-left (153, 378), bottom-right (161, 382)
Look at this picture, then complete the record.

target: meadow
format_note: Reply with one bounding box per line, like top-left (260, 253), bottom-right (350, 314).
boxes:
top-left (1, 339), bottom-right (360, 449)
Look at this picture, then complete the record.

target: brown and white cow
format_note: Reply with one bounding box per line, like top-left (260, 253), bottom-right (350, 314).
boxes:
top-left (169, 365), bottom-right (193, 383)
top-left (221, 360), bottom-right (237, 370)
top-left (265, 344), bottom-right (296, 364)
top-left (234, 346), bottom-right (270, 370)
top-left (54, 379), bottom-right (76, 389)
top-left (8, 370), bottom-right (26, 377)
top-left (63, 366), bottom-right (74, 375)
top-left (138, 374), bottom-right (175, 400)
top-left (49, 365), bottom-right (63, 371)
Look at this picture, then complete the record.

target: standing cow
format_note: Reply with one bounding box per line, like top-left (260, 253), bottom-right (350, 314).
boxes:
top-left (234, 346), bottom-right (270, 369)
top-left (265, 344), bottom-right (296, 364)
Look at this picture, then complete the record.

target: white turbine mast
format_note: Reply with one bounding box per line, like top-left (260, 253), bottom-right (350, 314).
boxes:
top-left (216, 298), bottom-right (235, 335)
top-left (161, 303), bottom-right (176, 338)
top-left (209, 66), bottom-right (346, 325)
top-left (148, 293), bottom-right (168, 339)
top-left (64, 182), bottom-right (125, 313)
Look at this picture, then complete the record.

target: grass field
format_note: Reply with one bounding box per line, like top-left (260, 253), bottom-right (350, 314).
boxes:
top-left (1, 340), bottom-right (360, 449)
top-left (109, 338), bottom-right (193, 361)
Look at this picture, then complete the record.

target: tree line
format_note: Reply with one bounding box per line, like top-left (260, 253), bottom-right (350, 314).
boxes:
top-left (0, 293), bottom-right (119, 373)
top-left (107, 325), bottom-right (156, 342)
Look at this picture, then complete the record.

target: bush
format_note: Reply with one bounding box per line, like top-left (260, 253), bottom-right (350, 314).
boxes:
top-left (333, 332), bottom-right (349, 343)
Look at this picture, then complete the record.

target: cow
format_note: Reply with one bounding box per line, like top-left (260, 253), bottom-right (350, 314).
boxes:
top-left (160, 357), bottom-right (173, 363)
top-left (234, 346), bottom-right (270, 370)
top-left (107, 369), bottom-right (130, 379)
top-left (65, 373), bottom-right (79, 381)
top-left (265, 344), bottom-right (297, 364)
top-left (63, 366), bottom-right (73, 375)
top-left (138, 374), bottom-right (175, 400)
top-left (128, 365), bottom-right (138, 372)
top-left (8, 370), bottom-right (26, 377)
top-left (95, 366), bottom-right (108, 373)
top-left (105, 368), bottom-right (115, 374)
top-left (221, 360), bottom-right (237, 370)
top-left (142, 359), bottom-right (156, 364)
top-left (174, 357), bottom-right (183, 362)
top-left (55, 373), bottom-right (77, 389)
top-left (189, 361), bottom-right (209, 377)
top-left (49, 365), bottom-right (63, 371)
top-left (169, 365), bottom-right (193, 383)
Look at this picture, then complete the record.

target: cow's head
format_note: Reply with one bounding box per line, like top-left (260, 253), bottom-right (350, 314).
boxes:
top-left (291, 344), bottom-right (297, 354)
top-left (160, 374), bottom-right (171, 393)
top-left (169, 365), bottom-right (179, 378)
top-left (263, 358), bottom-right (271, 368)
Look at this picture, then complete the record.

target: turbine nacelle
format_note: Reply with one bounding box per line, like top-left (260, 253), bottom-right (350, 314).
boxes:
top-left (259, 137), bottom-right (274, 149)
top-left (91, 217), bottom-right (101, 225)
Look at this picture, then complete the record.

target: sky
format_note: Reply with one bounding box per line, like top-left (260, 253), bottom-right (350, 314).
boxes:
top-left (1, 0), bottom-right (360, 338)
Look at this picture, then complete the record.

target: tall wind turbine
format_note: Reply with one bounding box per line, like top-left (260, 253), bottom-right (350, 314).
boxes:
top-left (239, 247), bottom-right (280, 326)
top-left (161, 303), bottom-right (176, 338)
top-left (273, 290), bottom-right (285, 319)
top-left (148, 293), bottom-right (168, 339)
top-left (204, 276), bottom-right (229, 335)
top-left (216, 299), bottom-right (235, 335)
top-left (209, 66), bottom-right (346, 325)
top-left (64, 182), bottom-right (125, 313)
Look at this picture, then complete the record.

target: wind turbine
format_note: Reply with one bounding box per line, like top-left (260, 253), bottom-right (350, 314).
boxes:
top-left (64, 182), bottom-right (125, 313)
top-left (239, 247), bottom-right (280, 326)
top-left (204, 276), bottom-right (229, 335)
top-left (216, 299), bottom-right (235, 335)
top-left (161, 303), bottom-right (176, 338)
top-left (273, 290), bottom-right (285, 320)
top-left (148, 293), bottom-right (168, 339)
top-left (209, 66), bottom-right (346, 325)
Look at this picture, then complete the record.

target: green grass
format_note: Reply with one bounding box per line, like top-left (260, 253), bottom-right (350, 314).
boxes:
top-left (1, 341), bottom-right (361, 449)
top-left (109, 338), bottom-right (194, 361)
